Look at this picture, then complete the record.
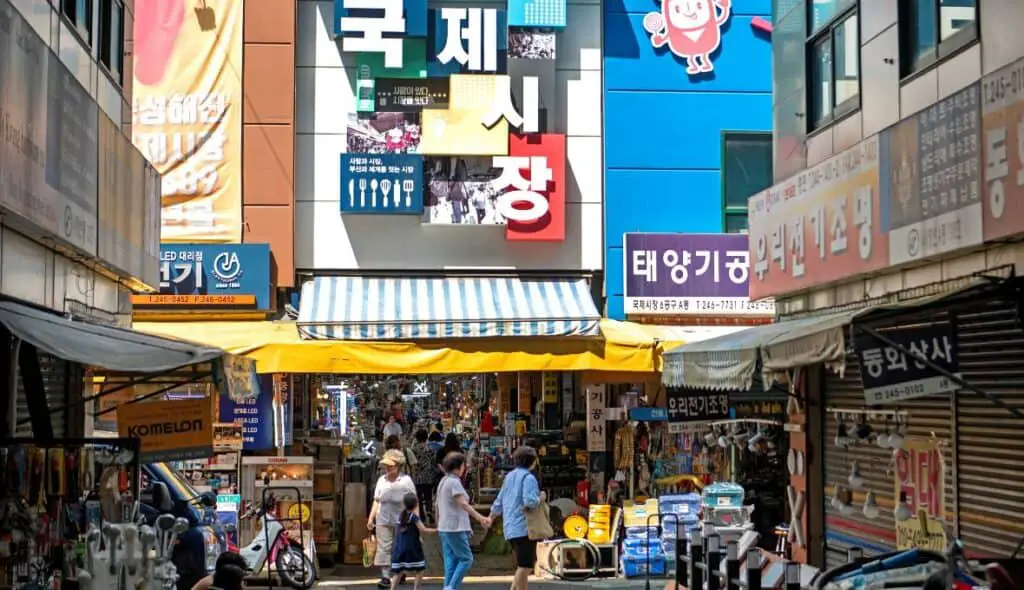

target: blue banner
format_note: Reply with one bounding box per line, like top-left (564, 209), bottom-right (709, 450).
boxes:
top-left (507, 0), bottom-right (566, 29)
top-left (629, 407), bottom-right (668, 421)
top-left (219, 374), bottom-right (275, 450)
top-left (340, 153), bottom-right (424, 214)
top-left (158, 244), bottom-right (272, 309)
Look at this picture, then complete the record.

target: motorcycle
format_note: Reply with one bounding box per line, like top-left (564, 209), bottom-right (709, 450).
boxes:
top-left (235, 493), bottom-right (316, 589)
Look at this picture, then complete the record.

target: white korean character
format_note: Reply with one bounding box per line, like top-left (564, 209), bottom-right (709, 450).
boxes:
top-left (481, 75), bottom-right (539, 133)
top-left (137, 96), bottom-right (167, 126)
top-left (170, 261), bottom-right (202, 288)
top-left (907, 340), bottom-right (930, 369)
top-left (706, 395), bottom-right (719, 416)
top-left (852, 185), bottom-right (873, 259)
top-left (724, 250), bottom-right (749, 284)
top-left (167, 94), bottom-right (199, 125)
top-left (789, 215), bottom-right (805, 278)
top-left (687, 397), bottom-right (700, 416)
top-left (662, 250), bottom-right (692, 284)
top-left (931, 335), bottom-right (953, 363)
top-left (137, 132), bottom-right (168, 165)
top-left (632, 249), bottom-right (657, 283)
top-left (718, 395), bottom-right (728, 413)
top-left (986, 125), bottom-right (1009, 220)
top-left (199, 128), bottom-right (227, 162)
top-left (861, 348), bottom-right (885, 378)
top-left (694, 250), bottom-right (720, 282)
top-left (339, 0), bottom-right (406, 68)
top-left (754, 235), bottom-right (769, 280)
top-left (199, 93), bottom-right (228, 125)
top-left (810, 204), bottom-right (826, 260)
top-left (167, 132), bottom-right (196, 162)
top-left (884, 347), bottom-right (908, 371)
top-left (436, 7), bottom-right (498, 72)
top-left (770, 222), bottom-right (786, 272)
top-left (490, 156), bottom-right (552, 222)
top-left (830, 195), bottom-right (848, 254)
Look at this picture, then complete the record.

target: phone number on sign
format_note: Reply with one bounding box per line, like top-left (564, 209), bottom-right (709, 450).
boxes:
top-left (627, 297), bottom-right (775, 315)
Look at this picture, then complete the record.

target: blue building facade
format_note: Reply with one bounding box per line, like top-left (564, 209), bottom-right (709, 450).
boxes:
top-left (603, 0), bottom-right (774, 319)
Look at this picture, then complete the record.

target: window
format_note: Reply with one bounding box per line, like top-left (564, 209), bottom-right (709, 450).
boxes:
top-left (900, 0), bottom-right (977, 77)
top-left (722, 132), bottom-right (773, 234)
top-left (807, 7), bottom-right (859, 131)
top-left (98, 0), bottom-right (124, 85)
top-left (61, 0), bottom-right (94, 45)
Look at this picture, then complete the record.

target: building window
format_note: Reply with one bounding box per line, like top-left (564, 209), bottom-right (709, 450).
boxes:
top-left (900, 0), bottom-right (977, 77)
top-left (722, 132), bottom-right (773, 234)
top-left (807, 8), bottom-right (859, 131)
top-left (61, 0), bottom-right (94, 46)
top-left (99, 0), bottom-right (124, 85)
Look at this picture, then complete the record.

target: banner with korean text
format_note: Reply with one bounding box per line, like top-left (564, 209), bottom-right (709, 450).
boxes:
top-left (623, 233), bottom-right (775, 317)
top-left (132, 0), bottom-right (244, 243)
top-left (982, 57), bottom-right (1024, 242)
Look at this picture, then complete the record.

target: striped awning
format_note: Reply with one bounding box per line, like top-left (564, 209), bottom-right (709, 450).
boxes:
top-left (297, 277), bottom-right (601, 340)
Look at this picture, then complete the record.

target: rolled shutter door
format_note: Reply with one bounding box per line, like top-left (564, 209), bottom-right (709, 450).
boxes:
top-left (15, 351), bottom-right (70, 438)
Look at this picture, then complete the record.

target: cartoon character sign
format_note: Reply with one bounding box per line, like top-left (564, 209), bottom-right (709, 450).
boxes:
top-left (643, 0), bottom-right (731, 75)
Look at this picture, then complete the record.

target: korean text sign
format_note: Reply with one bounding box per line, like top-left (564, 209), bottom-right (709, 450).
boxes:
top-left (150, 244), bottom-right (271, 309)
top-left (854, 322), bottom-right (959, 405)
top-left (585, 384), bottom-right (606, 452)
top-left (219, 374), bottom-right (276, 450)
top-left (132, 0), bottom-right (243, 243)
top-left (894, 438), bottom-right (947, 551)
top-left (623, 233), bottom-right (775, 316)
top-left (748, 137), bottom-right (886, 300)
top-left (500, 133), bottom-right (566, 241)
top-left (118, 398), bottom-right (214, 462)
top-left (666, 389), bottom-right (730, 423)
top-left (881, 84), bottom-right (982, 266)
top-left (982, 57), bottom-right (1024, 242)
top-left (340, 154), bottom-right (424, 214)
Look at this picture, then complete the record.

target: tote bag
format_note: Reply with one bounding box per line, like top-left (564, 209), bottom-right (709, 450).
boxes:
top-left (521, 474), bottom-right (553, 541)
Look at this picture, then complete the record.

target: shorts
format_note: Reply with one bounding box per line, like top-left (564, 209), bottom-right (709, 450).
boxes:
top-left (509, 536), bottom-right (537, 569)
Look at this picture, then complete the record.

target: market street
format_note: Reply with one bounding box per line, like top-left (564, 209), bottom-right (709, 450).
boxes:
top-left (311, 576), bottom-right (657, 590)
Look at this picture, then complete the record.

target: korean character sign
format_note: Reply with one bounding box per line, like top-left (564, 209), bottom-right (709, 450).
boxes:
top-left (585, 384), bottom-right (606, 452)
top-left (493, 134), bottom-right (567, 241)
top-left (339, 153), bottom-right (424, 214)
top-left (982, 58), bottom-right (1024, 242)
top-left (666, 388), bottom-right (730, 423)
top-left (854, 322), bottom-right (960, 405)
top-left (748, 136), bottom-right (888, 300)
top-left (622, 233), bottom-right (776, 316)
top-left (131, 0), bottom-right (243, 242)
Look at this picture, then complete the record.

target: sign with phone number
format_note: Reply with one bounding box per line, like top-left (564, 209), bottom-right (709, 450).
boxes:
top-left (666, 389), bottom-right (730, 423)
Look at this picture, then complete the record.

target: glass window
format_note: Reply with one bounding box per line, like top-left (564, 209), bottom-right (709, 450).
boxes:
top-left (901, 0), bottom-right (977, 76)
top-left (61, 0), bottom-right (93, 44)
top-left (725, 214), bottom-right (749, 234)
top-left (808, 10), bottom-right (859, 130)
top-left (940, 0), bottom-right (976, 41)
top-left (98, 0), bottom-right (123, 84)
top-left (723, 133), bottom-right (773, 209)
top-left (834, 14), bottom-right (859, 105)
top-left (809, 36), bottom-right (833, 124)
top-left (808, 0), bottom-right (855, 35)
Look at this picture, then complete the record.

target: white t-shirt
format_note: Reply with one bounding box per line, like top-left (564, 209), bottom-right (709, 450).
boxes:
top-left (383, 422), bottom-right (404, 439)
top-left (373, 474), bottom-right (415, 526)
top-left (436, 474), bottom-right (472, 532)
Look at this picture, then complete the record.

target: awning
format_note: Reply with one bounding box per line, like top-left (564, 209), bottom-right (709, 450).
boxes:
top-left (297, 277), bottom-right (601, 340)
top-left (134, 318), bottom-right (668, 374)
top-left (0, 301), bottom-right (224, 373)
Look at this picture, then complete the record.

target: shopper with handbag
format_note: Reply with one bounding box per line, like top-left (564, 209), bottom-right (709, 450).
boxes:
top-left (489, 446), bottom-right (552, 590)
top-left (368, 450), bottom-right (418, 588)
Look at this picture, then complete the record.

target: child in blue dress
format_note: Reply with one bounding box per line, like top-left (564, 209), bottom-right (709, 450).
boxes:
top-left (391, 492), bottom-right (435, 590)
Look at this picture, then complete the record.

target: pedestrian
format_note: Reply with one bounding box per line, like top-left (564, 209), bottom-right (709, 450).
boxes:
top-left (389, 493), bottom-right (435, 590)
top-left (383, 434), bottom-right (417, 477)
top-left (209, 564), bottom-right (247, 590)
top-left (412, 429), bottom-right (439, 523)
top-left (435, 433), bottom-right (463, 472)
top-left (368, 450), bottom-right (417, 589)
top-left (436, 452), bottom-right (492, 590)
top-left (191, 552), bottom-right (250, 590)
top-left (383, 414), bottom-right (403, 439)
top-left (490, 446), bottom-right (544, 590)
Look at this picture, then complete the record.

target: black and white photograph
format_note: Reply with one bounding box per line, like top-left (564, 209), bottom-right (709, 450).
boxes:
top-left (346, 112), bottom-right (422, 154)
top-left (509, 30), bottom-right (556, 60)
top-left (424, 157), bottom-right (507, 225)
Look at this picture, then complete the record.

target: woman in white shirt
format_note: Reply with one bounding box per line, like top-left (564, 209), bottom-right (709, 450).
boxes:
top-left (368, 450), bottom-right (417, 588)
top-left (436, 452), bottom-right (491, 590)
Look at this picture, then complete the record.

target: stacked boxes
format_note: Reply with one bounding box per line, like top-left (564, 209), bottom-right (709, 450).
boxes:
top-left (658, 492), bottom-right (702, 566)
top-left (620, 500), bottom-right (664, 578)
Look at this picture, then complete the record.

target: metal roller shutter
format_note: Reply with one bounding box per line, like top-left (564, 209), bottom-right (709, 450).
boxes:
top-left (15, 351), bottom-right (70, 438)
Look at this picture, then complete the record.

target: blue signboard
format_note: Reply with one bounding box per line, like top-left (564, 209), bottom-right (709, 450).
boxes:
top-left (629, 407), bottom-right (668, 421)
top-left (334, 0), bottom-right (428, 38)
top-left (219, 374), bottom-right (275, 451)
top-left (507, 0), bottom-right (566, 29)
top-left (340, 153), bottom-right (424, 214)
top-left (158, 244), bottom-right (272, 309)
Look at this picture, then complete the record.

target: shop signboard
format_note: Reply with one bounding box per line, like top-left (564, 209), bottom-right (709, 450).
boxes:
top-left (748, 137), bottom-right (885, 300)
top-left (276, 374), bottom-right (294, 446)
top-left (666, 389), bottom-right (730, 424)
top-left (542, 372), bottom-right (558, 403)
top-left (132, 244), bottom-right (272, 309)
top-left (585, 384), bottom-right (606, 452)
top-left (881, 84), bottom-right (982, 266)
top-left (623, 233), bottom-right (776, 316)
top-left (854, 322), bottom-right (960, 405)
top-left (894, 438), bottom-right (947, 551)
top-left (340, 153), bottom-right (424, 214)
top-left (982, 57), bottom-right (1024, 242)
top-left (118, 398), bottom-right (214, 462)
top-left (629, 407), bottom-right (668, 421)
top-left (375, 78), bottom-right (450, 111)
top-left (219, 374), bottom-right (276, 451)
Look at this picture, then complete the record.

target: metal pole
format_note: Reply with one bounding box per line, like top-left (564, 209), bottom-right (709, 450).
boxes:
top-left (675, 521), bottom-right (687, 590)
top-left (784, 560), bottom-right (801, 590)
top-left (744, 548), bottom-right (761, 590)
top-left (706, 534), bottom-right (721, 590)
top-left (688, 528), bottom-right (703, 588)
top-left (725, 540), bottom-right (740, 590)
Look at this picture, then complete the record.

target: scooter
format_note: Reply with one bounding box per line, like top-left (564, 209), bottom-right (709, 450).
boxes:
top-left (235, 493), bottom-right (316, 589)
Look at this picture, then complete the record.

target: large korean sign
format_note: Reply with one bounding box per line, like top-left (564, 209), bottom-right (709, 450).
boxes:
top-left (894, 438), bottom-right (947, 552)
top-left (666, 389), bottom-right (730, 424)
top-left (854, 322), bottom-right (960, 405)
top-left (623, 233), bottom-right (775, 317)
top-left (748, 137), bottom-right (886, 300)
top-left (340, 153), bottom-right (424, 214)
top-left (982, 58), bottom-right (1024, 242)
top-left (132, 0), bottom-right (243, 243)
top-left (131, 243), bottom-right (272, 309)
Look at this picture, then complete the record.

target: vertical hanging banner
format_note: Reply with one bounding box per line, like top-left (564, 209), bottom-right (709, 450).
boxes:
top-left (585, 384), bottom-right (606, 452)
top-left (894, 438), bottom-right (947, 551)
top-left (132, 0), bottom-right (244, 242)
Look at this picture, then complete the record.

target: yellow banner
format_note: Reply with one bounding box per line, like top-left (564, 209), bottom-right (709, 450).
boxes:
top-left (131, 0), bottom-right (244, 242)
top-left (118, 397), bottom-right (214, 462)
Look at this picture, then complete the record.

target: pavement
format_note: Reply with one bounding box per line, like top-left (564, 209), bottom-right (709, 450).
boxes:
top-left (314, 574), bottom-right (661, 590)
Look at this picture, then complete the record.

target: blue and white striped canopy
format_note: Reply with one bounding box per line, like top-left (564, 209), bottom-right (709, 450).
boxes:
top-left (297, 277), bottom-right (601, 340)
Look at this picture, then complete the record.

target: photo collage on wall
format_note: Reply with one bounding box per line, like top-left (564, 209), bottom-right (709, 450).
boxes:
top-left (333, 0), bottom-right (569, 240)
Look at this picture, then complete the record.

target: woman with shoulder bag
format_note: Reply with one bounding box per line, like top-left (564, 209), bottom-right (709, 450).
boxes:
top-left (489, 446), bottom-right (551, 590)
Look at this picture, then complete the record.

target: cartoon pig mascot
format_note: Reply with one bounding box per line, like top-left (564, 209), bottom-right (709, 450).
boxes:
top-left (643, 0), bottom-right (731, 75)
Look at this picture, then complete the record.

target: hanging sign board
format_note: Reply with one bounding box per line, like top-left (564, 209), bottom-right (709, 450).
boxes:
top-left (666, 388), bottom-right (730, 423)
top-left (118, 398), bottom-right (214, 462)
top-left (585, 384), bottom-right (606, 452)
top-left (894, 438), bottom-right (947, 551)
top-left (855, 322), bottom-right (960, 405)
top-left (375, 77), bottom-right (450, 111)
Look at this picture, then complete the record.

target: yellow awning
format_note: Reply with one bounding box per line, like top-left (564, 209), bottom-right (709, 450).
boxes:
top-left (132, 318), bottom-right (673, 375)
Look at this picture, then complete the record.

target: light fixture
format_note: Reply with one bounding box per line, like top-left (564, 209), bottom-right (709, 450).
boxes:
top-left (718, 427), bottom-right (730, 449)
top-left (834, 421), bottom-right (849, 447)
top-left (747, 426), bottom-right (763, 452)
top-left (877, 417), bottom-right (892, 448)
top-left (862, 491), bottom-right (880, 519)
top-left (848, 461), bottom-right (865, 490)
top-left (888, 416), bottom-right (907, 449)
top-left (894, 492), bottom-right (913, 521)
top-left (829, 485), bottom-right (843, 510)
top-left (704, 430), bottom-right (717, 447)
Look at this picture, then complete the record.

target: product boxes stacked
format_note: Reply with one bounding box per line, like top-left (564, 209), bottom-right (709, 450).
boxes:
top-left (658, 492), bottom-right (702, 567)
top-left (587, 504), bottom-right (613, 544)
top-left (620, 500), bottom-right (664, 578)
top-left (701, 482), bottom-right (754, 545)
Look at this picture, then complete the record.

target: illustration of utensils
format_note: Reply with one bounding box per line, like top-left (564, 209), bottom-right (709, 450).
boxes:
top-left (358, 178), bottom-right (367, 208)
top-left (403, 180), bottom-right (415, 207)
top-left (394, 180), bottom-right (401, 207)
top-left (380, 179), bottom-right (391, 208)
top-left (348, 179), bottom-right (355, 208)
top-left (370, 178), bottom-right (379, 207)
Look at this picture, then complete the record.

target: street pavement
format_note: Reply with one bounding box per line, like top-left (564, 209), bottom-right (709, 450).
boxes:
top-left (313, 574), bottom-right (661, 589)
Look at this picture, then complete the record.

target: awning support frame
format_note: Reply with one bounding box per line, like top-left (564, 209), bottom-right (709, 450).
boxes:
top-left (852, 323), bottom-right (1024, 420)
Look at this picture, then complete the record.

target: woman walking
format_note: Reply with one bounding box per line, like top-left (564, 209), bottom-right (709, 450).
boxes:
top-left (411, 429), bottom-right (439, 523)
top-left (435, 433), bottom-right (463, 473)
top-left (368, 450), bottom-right (417, 588)
top-left (490, 446), bottom-right (544, 590)
top-left (436, 452), bottom-right (491, 590)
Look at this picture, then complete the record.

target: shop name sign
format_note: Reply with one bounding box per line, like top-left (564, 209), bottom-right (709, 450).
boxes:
top-left (982, 57), bottom-right (1024, 243)
top-left (118, 398), bottom-right (213, 462)
top-left (666, 389), bottom-right (730, 423)
top-left (132, 243), bottom-right (272, 310)
top-left (624, 233), bottom-right (775, 316)
top-left (894, 438), bottom-right (947, 551)
top-left (642, 0), bottom-right (732, 75)
top-left (854, 322), bottom-right (960, 405)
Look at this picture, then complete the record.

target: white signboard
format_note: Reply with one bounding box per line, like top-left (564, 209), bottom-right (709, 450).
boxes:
top-left (585, 384), bottom-right (606, 452)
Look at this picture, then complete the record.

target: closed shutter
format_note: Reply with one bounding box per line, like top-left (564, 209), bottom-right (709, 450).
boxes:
top-left (15, 351), bottom-right (70, 438)
top-left (953, 300), bottom-right (1024, 557)
top-left (822, 339), bottom-right (954, 569)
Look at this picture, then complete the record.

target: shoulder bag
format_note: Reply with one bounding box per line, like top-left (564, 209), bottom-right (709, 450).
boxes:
top-left (520, 472), bottom-right (553, 541)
